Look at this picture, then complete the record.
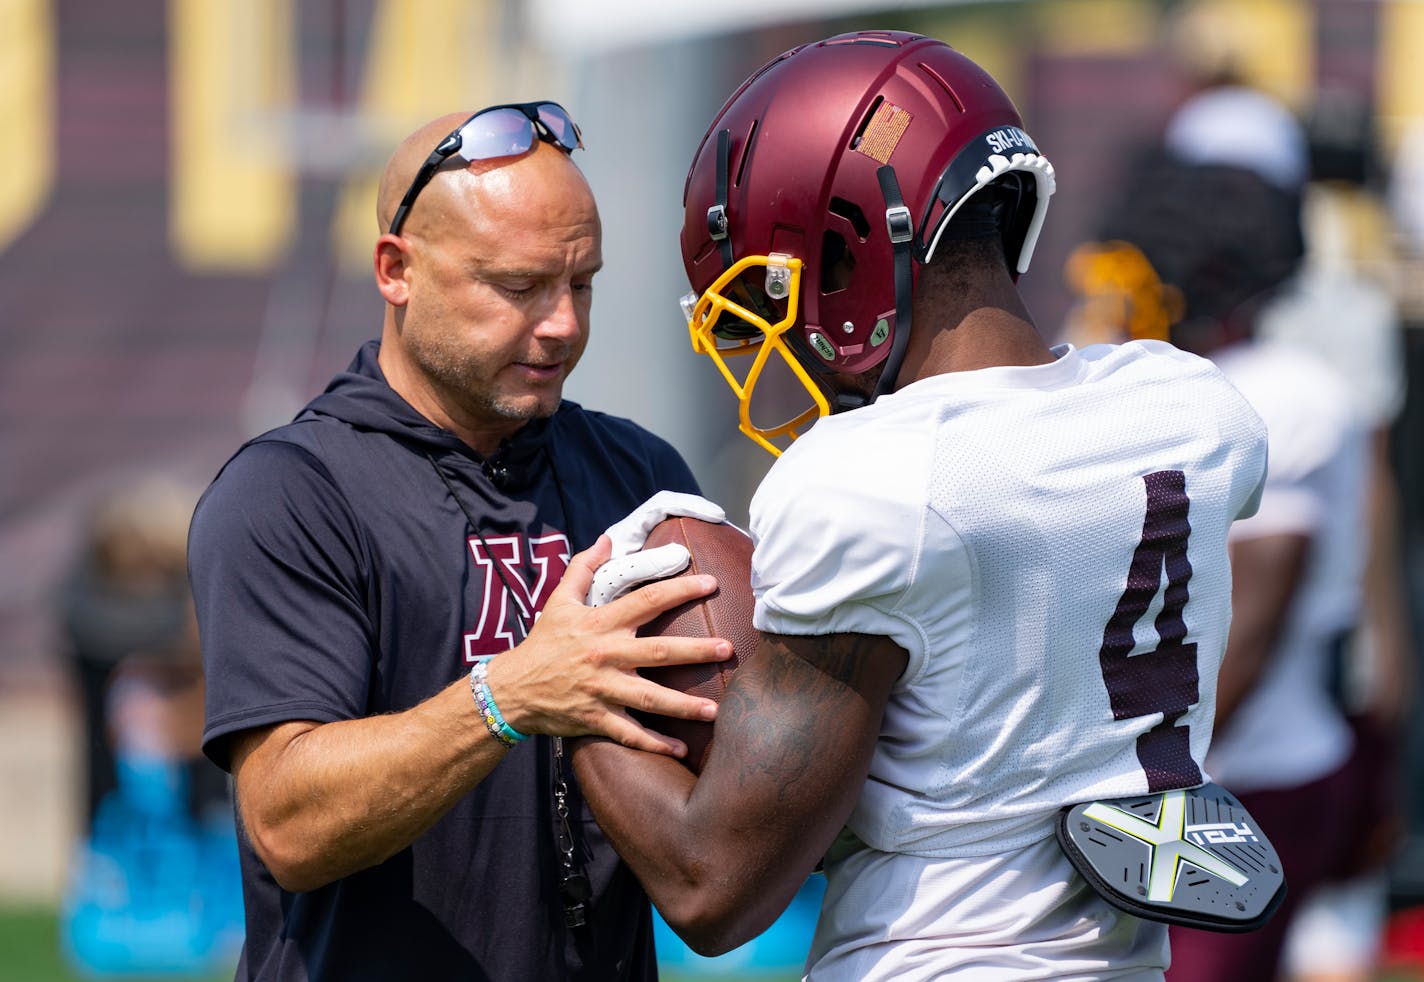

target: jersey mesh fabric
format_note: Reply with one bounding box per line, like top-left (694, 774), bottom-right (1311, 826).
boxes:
top-left (753, 341), bottom-right (1267, 856)
top-left (749, 342), bottom-right (1268, 977)
top-left (808, 833), bottom-right (1171, 981)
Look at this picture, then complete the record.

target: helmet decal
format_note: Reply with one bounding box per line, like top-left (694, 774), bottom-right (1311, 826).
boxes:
top-left (853, 101), bottom-right (913, 165)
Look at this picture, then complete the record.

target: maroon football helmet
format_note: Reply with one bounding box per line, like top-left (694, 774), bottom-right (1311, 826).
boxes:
top-left (679, 31), bottom-right (1055, 455)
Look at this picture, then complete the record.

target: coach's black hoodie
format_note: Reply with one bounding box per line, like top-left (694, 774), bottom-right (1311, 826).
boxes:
top-left (191, 339), bottom-right (698, 982)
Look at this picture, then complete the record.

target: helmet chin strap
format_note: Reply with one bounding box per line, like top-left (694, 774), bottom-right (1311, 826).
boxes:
top-left (867, 164), bottom-right (916, 405)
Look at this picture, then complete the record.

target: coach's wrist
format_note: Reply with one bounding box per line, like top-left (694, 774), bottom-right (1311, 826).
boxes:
top-left (469, 658), bottom-right (528, 749)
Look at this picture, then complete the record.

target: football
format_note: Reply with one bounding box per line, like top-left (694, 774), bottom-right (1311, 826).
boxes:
top-left (633, 516), bottom-right (758, 773)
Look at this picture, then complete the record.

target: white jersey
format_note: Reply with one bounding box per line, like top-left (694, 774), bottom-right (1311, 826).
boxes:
top-left (1205, 340), bottom-right (1369, 791)
top-left (747, 342), bottom-right (1268, 980)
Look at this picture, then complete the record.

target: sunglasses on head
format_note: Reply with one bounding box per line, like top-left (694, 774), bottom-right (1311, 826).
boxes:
top-left (387, 101), bottom-right (584, 235)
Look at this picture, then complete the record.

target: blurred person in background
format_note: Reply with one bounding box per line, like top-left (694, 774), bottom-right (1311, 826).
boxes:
top-left (1263, 89), bottom-right (1413, 982)
top-left (57, 475), bottom-right (243, 976)
top-left (56, 475), bottom-right (221, 829)
top-left (1074, 82), bottom-right (1402, 982)
top-left (1384, 102), bottom-right (1424, 982)
top-left (188, 105), bottom-right (731, 981)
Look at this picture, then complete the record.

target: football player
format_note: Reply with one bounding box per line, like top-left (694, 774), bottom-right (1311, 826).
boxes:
top-left (575, 32), bottom-right (1273, 980)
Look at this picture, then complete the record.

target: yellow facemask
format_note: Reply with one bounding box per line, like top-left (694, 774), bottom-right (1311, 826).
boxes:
top-left (680, 253), bottom-right (829, 458)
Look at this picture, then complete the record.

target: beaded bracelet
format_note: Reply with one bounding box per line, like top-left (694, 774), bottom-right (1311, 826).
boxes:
top-left (470, 659), bottom-right (528, 749)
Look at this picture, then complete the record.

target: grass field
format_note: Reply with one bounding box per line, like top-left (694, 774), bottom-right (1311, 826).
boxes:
top-left (0, 904), bottom-right (800, 982)
top-left (0, 905), bottom-right (231, 982)
top-left (8, 901), bottom-right (1421, 982)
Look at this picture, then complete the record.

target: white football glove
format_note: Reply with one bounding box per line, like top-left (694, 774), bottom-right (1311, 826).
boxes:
top-left (586, 491), bottom-right (727, 607)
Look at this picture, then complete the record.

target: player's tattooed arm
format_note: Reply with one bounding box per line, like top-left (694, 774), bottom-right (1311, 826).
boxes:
top-left (573, 630), bottom-right (906, 956)
top-left (716, 632), bottom-right (892, 798)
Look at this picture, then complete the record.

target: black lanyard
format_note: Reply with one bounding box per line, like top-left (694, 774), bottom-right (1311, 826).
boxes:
top-left (424, 450), bottom-right (591, 928)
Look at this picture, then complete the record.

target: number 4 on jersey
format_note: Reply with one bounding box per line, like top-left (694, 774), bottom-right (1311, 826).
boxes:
top-left (1098, 470), bottom-right (1203, 792)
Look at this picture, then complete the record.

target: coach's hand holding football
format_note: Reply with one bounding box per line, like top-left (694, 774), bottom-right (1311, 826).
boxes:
top-left (485, 535), bottom-right (727, 752)
top-left (188, 106), bottom-right (730, 980)
top-left (225, 537), bottom-right (725, 887)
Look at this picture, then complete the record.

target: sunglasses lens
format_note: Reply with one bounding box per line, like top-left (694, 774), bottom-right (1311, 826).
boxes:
top-left (536, 104), bottom-right (582, 150)
top-left (457, 109), bottom-right (536, 161)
